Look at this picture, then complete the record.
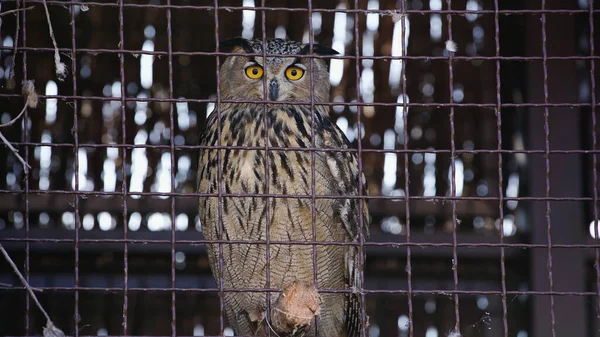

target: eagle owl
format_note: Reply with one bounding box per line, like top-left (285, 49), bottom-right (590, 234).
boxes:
top-left (197, 37), bottom-right (370, 337)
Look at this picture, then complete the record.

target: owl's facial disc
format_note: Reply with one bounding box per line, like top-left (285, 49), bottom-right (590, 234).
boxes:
top-left (264, 62), bottom-right (307, 101)
top-left (219, 38), bottom-right (337, 104)
top-left (245, 57), bottom-right (301, 102)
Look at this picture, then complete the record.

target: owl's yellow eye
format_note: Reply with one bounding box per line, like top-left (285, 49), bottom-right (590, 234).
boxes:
top-left (245, 65), bottom-right (263, 79)
top-left (285, 66), bottom-right (305, 81)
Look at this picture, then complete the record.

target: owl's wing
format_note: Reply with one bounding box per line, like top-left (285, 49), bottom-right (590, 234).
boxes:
top-left (317, 119), bottom-right (370, 242)
top-left (315, 113), bottom-right (370, 336)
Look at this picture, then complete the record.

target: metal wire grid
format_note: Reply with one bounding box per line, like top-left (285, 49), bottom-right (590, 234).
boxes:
top-left (0, 0), bottom-right (597, 336)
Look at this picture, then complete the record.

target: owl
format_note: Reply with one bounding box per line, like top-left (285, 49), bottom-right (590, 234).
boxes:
top-left (197, 37), bottom-right (370, 337)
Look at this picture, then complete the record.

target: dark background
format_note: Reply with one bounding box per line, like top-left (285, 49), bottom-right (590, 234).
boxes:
top-left (0, 0), bottom-right (599, 336)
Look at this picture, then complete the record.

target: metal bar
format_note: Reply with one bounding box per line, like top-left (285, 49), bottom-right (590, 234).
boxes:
top-left (527, 0), bottom-right (586, 336)
top-left (540, 3), bottom-right (557, 335)
top-left (258, 3), bottom-right (274, 336)
top-left (211, 0), bottom-right (226, 334)
top-left (166, 0), bottom-right (177, 335)
top-left (494, 0), bottom-right (509, 336)
top-left (5, 189), bottom-right (595, 201)
top-left (0, 274), bottom-right (527, 296)
top-left (8, 45), bottom-right (600, 60)
top-left (21, 0), bottom-right (31, 334)
top-left (0, 228), bottom-right (565, 255)
top-left (2, 1), bottom-right (600, 14)
top-left (306, 0), bottom-right (319, 335)
top-left (6, 142), bottom-right (600, 154)
top-left (1, 283), bottom-right (594, 297)
top-left (6, 45), bottom-right (600, 60)
top-left (351, 0), bottom-right (367, 336)
top-left (67, 0), bottom-right (81, 334)
top-left (4, 91), bottom-right (600, 107)
top-left (117, 0), bottom-right (129, 334)
top-left (444, 0), bottom-right (461, 331)
top-left (398, 1), bottom-right (413, 336)
top-left (588, 0), bottom-right (600, 330)
top-left (8, 142), bottom-right (600, 154)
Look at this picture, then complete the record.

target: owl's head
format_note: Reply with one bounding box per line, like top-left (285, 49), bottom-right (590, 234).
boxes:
top-left (218, 37), bottom-right (338, 105)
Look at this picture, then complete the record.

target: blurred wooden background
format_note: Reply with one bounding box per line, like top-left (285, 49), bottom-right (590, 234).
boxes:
top-left (0, 0), bottom-right (598, 336)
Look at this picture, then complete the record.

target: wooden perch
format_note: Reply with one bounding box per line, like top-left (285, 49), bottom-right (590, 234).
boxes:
top-left (255, 280), bottom-right (322, 337)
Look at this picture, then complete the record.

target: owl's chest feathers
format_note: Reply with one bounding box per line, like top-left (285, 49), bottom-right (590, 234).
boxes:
top-left (209, 106), bottom-right (332, 191)
top-left (200, 105), bottom-right (333, 241)
top-left (220, 104), bottom-right (326, 147)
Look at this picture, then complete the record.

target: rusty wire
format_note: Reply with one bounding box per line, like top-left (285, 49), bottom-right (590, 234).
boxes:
top-left (0, 1), bottom-right (598, 337)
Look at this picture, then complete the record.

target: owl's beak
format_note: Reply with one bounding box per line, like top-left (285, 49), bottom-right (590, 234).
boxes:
top-left (268, 80), bottom-right (279, 101)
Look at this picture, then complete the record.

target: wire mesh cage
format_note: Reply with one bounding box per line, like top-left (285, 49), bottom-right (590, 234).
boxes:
top-left (0, 0), bottom-right (598, 336)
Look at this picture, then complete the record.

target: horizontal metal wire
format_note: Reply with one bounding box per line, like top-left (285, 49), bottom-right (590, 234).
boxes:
top-left (2, 237), bottom-right (599, 250)
top-left (1, 97), bottom-right (596, 117)
top-left (2, 45), bottom-right (600, 60)
top-left (1, 92), bottom-right (597, 108)
top-left (11, 1), bottom-right (600, 15)
top-left (0, 190), bottom-right (594, 201)
top-left (2, 142), bottom-right (599, 155)
top-left (0, 287), bottom-right (596, 297)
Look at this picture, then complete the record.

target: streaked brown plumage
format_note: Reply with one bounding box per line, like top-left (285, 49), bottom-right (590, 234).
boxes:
top-left (197, 38), bottom-right (370, 337)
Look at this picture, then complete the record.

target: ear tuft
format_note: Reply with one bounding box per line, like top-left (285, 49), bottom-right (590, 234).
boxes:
top-left (219, 37), bottom-right (254, 53)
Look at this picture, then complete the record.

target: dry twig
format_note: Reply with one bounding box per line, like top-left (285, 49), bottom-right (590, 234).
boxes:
top-left (41, 0), bottom-right (67, 80)
top-left (5, 0), bottom-right (22, 89)
top-left (0, 80), bottom-right (38, 174)
top-left (0, 5), bottom-right (34, 17)
top-left (0, 244), bottom-right (65, 337)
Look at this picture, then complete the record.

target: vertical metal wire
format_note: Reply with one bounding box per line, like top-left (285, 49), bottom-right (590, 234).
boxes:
top-left (399, 1), bottom-right (413, 336)
top-left (166, 1), bottom-right (177, 336)
top-left (70, 0), bottom-right (81, 334)
top-left (493, 1), bottom-right (509, 336)
top-left (212, 1), bottom-right (226, 335)
top-left (351, 1), bottom-right (367, 336)
top-left (259, 2), bottom-right (273, 336)
top-left (444, 0), bottom-right (460, 331)
top-left (117, 0), bottom-right (129, 333)
top-left (540, 2), bottom-right (557, 336)
top-left (306, 1), bottom-right (320, 335)
top-left (588, 0), bottom-right (600, 319)
top-left (20, 0), bottom-right (31, 335)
